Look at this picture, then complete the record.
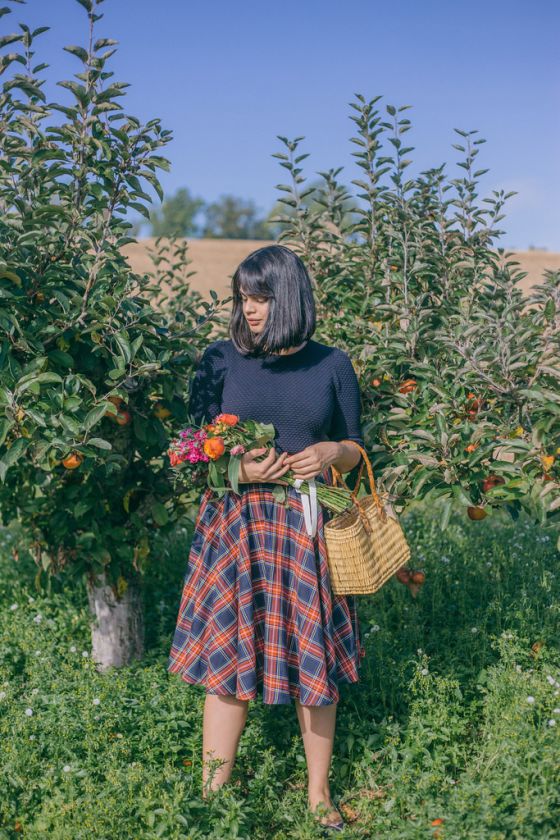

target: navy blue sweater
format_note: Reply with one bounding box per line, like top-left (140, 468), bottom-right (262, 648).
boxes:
top-left (187, 338), bottom-right (364, 461)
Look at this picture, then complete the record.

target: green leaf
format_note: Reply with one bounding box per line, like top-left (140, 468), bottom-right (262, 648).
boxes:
top-left (228, 456), bottom-right (241, 495)
top-left (151, 501), bottom-right (169, 526)
top-left (63, 45), bottom-right (89, 62)
top-left (208, 459), bottom-right (219, 486)
top-left (452, 483), bottom-right (474, 506)
top-left (47, 349), bottom-right (74, 368)
top-left (1, 437), bottom-right (29, 471)
top-left (87, 437), bottom-right (112, 450)
top-left (0, 418), bottom-right (14, 447)
top-left (439, 498), bottom-right (453, 531)
top-left (84, 402), bottom-right (110, 430)
top-left (114, 332), bottom-right (131, 364)
top-left (16, 372), bottom-right (63, 395)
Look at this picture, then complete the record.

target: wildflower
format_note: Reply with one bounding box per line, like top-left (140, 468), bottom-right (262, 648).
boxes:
top-left (25, 708), bottom-right (33, 716)
top-left (526, 696), bottom-right (535, 704)
top-left (417, 648), bottom-right (423, 655)
top-left (63, 765), bottom-right (71, 772)
top-left (421, 668), bottom-right (429, 676)
top-left (70, 645), bottom-right (77, 653)
top-left (548, 719), bottom-right (556, 727)
top-left (214, 413), bottom-right (239, 426)
top-left (370, 624), bottom-right (380, 632)
top-left (92, 698), bottom-right (101, 706)
top-left (10, 603), bottom-right (18, 611)
top-left (230, 444), bottom-right (246, 456)
top-left (31, 688), bottom-right (39, 695)
top-left (82, 651), bottom-right (89, 657)
top-left (471, 627), bottom-right (478, 633)
top-left (552, 708), bottom-right (560, 715)
top-left (0, 691), bottom-right (6, 700)
top-left (33, 614), bottom-right (42, 624)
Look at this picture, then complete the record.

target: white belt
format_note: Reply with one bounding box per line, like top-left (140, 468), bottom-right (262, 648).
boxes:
top-left (293, 478), bottom-right (318, 537)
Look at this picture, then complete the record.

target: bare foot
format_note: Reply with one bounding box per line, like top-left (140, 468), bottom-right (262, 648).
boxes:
top-left (308, 798), bottom-right (344, 827)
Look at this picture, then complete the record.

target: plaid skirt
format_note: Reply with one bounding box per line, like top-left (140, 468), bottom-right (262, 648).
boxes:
top-left (167, 469), bottom-right (366, 706)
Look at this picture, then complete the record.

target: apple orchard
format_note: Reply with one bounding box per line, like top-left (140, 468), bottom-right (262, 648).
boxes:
top-left (0, 6), bottom-right (559, 665)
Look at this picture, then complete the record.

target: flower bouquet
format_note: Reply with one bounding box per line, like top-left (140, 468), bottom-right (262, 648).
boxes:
top-left (167, 413), bottom-right (355, 514)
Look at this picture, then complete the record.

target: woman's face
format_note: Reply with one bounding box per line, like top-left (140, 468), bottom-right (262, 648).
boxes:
top-left (240, 289), bottom-right (270, 334)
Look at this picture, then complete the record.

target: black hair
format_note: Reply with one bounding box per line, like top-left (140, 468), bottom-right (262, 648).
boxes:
top-left (229, 244), bottom-right (316, 356)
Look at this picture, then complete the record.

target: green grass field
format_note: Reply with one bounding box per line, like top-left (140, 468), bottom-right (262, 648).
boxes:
top-left (0, 505), bottom-right (559, 839)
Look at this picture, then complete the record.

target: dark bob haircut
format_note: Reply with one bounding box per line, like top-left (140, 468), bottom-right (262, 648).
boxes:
top-left (229, 244), bottom-right (316, 357)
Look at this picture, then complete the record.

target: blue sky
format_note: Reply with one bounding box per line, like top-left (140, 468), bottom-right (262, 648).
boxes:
top-left (9, 0), bottom-right (560, 249)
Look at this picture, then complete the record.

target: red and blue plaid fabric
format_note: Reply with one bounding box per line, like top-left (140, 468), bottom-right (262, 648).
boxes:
top-left (167, 469), bottom-right (366, 705)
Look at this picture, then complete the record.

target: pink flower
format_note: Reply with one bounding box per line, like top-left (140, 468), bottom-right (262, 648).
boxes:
top-left (230, 444), bottom-right (245, 455)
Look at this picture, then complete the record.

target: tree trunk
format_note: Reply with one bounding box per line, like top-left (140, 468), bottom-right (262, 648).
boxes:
top-left (85, 571), bottom-right (144, 671)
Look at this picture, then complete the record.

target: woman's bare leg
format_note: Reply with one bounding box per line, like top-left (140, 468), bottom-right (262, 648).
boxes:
top-left (295, 698), bottom-right (342, 823)
top-left (202, 693), bottom-right (249, 798)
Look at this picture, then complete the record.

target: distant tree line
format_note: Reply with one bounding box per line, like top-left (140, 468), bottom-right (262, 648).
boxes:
top-left (132, 183), bottom-right (359, 240)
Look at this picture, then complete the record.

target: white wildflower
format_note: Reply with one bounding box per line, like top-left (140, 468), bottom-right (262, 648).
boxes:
top-left (10, 604), bottom-right (18, 611)
top-left (63, 765), bottom-right (71, 772)
top-left (25, 707), bottom-right (33, 716)
top-left (548, 719), bottom-right (556, 727)
top-left (82, 651), bottom-right (89, 657)
top-left (92, 698), bottom-right (101, 706)
top-left (421, 668), bottom-right (429, 676)
top-left (33, 614), bottom-right (42, 624)
top-left (526, 696), bottom-right (535, 705)
top-left (0, 691), bottom-right (6, 700)
top-left (70, 645), bottom-right (77, 653)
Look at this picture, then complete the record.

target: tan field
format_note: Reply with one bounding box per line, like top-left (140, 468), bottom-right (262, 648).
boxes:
top-left (122, 238), bottom-right (560, 302)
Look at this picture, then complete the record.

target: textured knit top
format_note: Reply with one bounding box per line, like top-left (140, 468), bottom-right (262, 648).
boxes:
top-left (187, 338), bottom-right (364, 458)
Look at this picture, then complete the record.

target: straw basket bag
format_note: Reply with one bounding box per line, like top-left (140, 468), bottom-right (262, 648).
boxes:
top-left (324, 440), bottom-right (411, 595)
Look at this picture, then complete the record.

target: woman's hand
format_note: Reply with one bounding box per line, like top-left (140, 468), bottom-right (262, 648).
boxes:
top-left (238, 446), bottom-right (292, 484)
top-left (283, 442), bottom-right (341, 481)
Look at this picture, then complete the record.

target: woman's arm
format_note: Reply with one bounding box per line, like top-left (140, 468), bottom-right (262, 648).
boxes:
top-left (328, 440), bottom-right (362, 473)
top-left (327, 350), bottom-right (365, 474)
top-left (187, 340), bottom-right (228, 425)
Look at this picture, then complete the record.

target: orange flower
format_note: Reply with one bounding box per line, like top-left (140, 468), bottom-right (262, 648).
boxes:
top-left (215, 413), bottom-right (239, 426)
top-left (431, 818), bottom-right (444, 826)
top-left (203, 436), bottom-right (225, 460)
top-left (205, 423), bottom-right (217, 432)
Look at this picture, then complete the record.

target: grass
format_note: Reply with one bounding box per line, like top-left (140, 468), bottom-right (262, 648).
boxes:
top-left (0, 505), bottom-right (559, 839)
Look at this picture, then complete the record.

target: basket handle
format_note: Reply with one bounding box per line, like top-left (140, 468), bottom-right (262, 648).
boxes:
top-left (329, 439), bottom-right (386, 520)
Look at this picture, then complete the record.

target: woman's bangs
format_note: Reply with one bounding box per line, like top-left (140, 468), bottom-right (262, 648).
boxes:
top-left (235, 264), bottom-right (274, 299)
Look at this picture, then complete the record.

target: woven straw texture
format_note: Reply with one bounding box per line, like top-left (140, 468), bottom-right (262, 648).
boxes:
top-left (324, 441), bottom-right (411, 595)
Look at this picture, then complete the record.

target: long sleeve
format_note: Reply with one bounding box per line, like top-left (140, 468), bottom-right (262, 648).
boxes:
top-left (187, 340), bottom-right (228, 426)
top-left (328, 350), bottom-right (364, 482)
top-left (328, 350), bottom-right (364, 447)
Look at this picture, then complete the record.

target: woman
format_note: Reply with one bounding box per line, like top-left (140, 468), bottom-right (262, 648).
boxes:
top-left (167, 244), bottom-right (366, 832)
